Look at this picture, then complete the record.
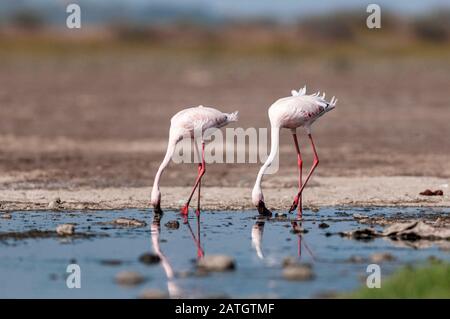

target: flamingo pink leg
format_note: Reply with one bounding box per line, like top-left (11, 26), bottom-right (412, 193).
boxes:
top-left (289, 134), bottom-right (319, 215)
top-left (181, 142), bottom-right (206, 217)
top-left (186, 216), bottom-right (204, 259)
top-left (289, 133), bottom-right (303, 218)
top-left (195, 163), bottom-right (202, 217)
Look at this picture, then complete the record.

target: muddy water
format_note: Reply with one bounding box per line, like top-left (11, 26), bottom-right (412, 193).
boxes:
top-left (0, 207), bottom-right (449, 298)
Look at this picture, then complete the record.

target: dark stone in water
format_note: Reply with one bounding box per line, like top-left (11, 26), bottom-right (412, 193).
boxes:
top-left (139, 253), bottom-right (161, 265)
top-left (165, 220), bottom-right (180, 230)
top-left (100, 259), bottom-right (123, 266)
top-left (318, 222), bottom-right (330, 229)
top-left (291, 227), bottom-right (308, 234)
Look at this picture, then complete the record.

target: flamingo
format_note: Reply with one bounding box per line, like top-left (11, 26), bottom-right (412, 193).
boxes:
top-left (252, 86), bottom-right (337, 218)
top-left (151, 105), bottom-right (238, 216)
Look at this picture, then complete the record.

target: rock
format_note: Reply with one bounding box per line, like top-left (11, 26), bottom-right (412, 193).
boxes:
top-left (311, 207), bottom-right (320, 213)
top-left (353, 213), bottom-right (369, 219)
top-left (420, 189), bottom-right (443, 196)
top-left (164, 220), bottom-right (180, 230)
top-left (1, 213), bottom-right (12, 219)
top-left (100, 259), bottom-right (123, 266)
top-left (340, 228), bottom-right (379, 240)
top-left (370, 252), bottom-right (396, 263)
top-left (383, 220), bottom-right (450, 240)
top-left (290, 226), bottom-right (309, 234)
top-left (347, 255), bottom-right (366, 263)
top-left (115, 271), bottom-right (146, 286)
top-left (138, 289), bottom-right (168, 299)
top-left (48, 197), bottom-right (62, 210)
top-left (318, 222), bottom-right (330, 229)
top-left (282, 256), bottom-right (298, 268)
top-left (283, 264), bottom-right (314, 281)
top-left (113, 218), bottom-right (147, 227)
top-left (139, 253), bottom-right (161, 265)
top-left (197, 255), bottom-right (235, 272)
top-left (56, 224), bottom-right (75, 235)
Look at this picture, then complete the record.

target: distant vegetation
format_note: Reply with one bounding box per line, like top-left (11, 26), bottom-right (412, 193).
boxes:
top-left (348, 261), bottom-right (450, 298)
top-left (0, 9), bottom-right (449, 58)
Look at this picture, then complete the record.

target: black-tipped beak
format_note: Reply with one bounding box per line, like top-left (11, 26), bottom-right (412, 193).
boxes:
top-left (153, 202), bottom-right (163, 215)
top-left (257, 201), bottom-right (272, 216)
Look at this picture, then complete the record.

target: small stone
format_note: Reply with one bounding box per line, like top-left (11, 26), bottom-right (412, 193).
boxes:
top-left (164, 220), bottom-right (180, 230)
top-left (48, 197), bottom-right (62, 210)
top-left (290, 227), bottom-right (308, 234)
top-left (420, 189), bottom-right (443, 196)
top-left (100, 259), bottom-right (123, 266)
top-left (353, 213), bottom-right (368, 219)
top-left (347, 255), bottom-right (366, 263)
top-left (1, 213), bottom-right (12, 219)
top-left (115, 271), bottom-right (146, 286)
top-left (113, 218), bottom-right (147, 227)
top-left (318, 222), bottom-right (330, 229)
top-left (56, 224), bottom-right (75, 235)
top-left (282, 256), bottom-right (298, 268)
top-left (139, 253), bottom-right (161, 265)
top-left (283, 264), bottom-right (315, 281)
top-left (138, 289), bottom-right (168, 299)
top-left (311, 207), bottom-right (320, 213)
top-left (197, 255), bottom-right (236, 272)
top-left (370, 252), bottom-right (396, 263)
top-left (76, 204), bottom-right (87, 210)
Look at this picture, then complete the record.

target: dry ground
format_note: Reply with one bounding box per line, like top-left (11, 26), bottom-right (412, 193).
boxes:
top-left (0, 52), bottom-right (449, 210)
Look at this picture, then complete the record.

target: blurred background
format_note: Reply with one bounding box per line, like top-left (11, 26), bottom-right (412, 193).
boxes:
top-left (0, 0), bottom-right (449, 190)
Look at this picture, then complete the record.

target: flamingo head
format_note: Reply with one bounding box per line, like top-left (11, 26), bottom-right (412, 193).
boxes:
top-left (252, 185), bottom-right (272, 216)
top-left (151, 188), bottom-right (162, 214)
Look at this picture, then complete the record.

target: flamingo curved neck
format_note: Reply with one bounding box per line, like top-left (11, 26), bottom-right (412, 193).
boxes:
top-left (252, 126), bottom-right (280, 205)
top-left (151, 138), bottom-right (177, 203)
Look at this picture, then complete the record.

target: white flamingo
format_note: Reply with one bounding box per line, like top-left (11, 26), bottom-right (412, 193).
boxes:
top-left (151, 105), bottom-right (238, 216)
top-left (252, 86), bottom-right (337, 217)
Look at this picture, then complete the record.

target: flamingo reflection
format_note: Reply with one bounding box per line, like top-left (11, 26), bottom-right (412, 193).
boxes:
top-left (150, 213), bottom-right (181, 298)
top-left (150, 212), bottom-right (205, 297)
top-left (251, 216), bottom-right (265, 259)
top-left (251, 216), bottom-right (315, 261)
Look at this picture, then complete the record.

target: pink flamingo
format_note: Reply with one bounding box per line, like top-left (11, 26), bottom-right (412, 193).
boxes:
top-left (151, 105), bottom-right (238, 216)
top-left (252, 86), bottom-right (337, 218)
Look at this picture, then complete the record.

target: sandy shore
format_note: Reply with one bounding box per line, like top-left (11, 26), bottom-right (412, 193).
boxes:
top-left (1, 176), bottom-right (448, 211)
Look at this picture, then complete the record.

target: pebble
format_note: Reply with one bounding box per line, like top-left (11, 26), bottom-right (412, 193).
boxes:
top-left (164, 220), bottom-right (180, 230)
top-left (138, 289), bottom-right (168, 299)
top-left (197, 255), bottom-right (236, 272)
top-left (56, 224), bottom-right (75, 236)
top-left (370, 252), bottom-right (396, 263)
top-left (100, 259), bottom-right (123, 266)
top-left (318, 222), bottom-right (330, 229)
top-left (48, 197), bottom-right (62, 210)
top-left (1, 213), bottom-right (12, 219)
top-left (139, 253), bottom-right (161, 265)
top-left (282, 256), bottom-right (298, 268)
top-left (113, 218), bottom-right (147, 227)
top-left (115, 271), bottom-right (146, 286)
top-left (283, 264), bottom-right (315, 281)
top-left (347, 255), bottom-right (366, 263)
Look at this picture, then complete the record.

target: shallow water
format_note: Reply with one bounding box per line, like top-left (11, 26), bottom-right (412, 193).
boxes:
top-left (0, 207), bottom-right (449, 298)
